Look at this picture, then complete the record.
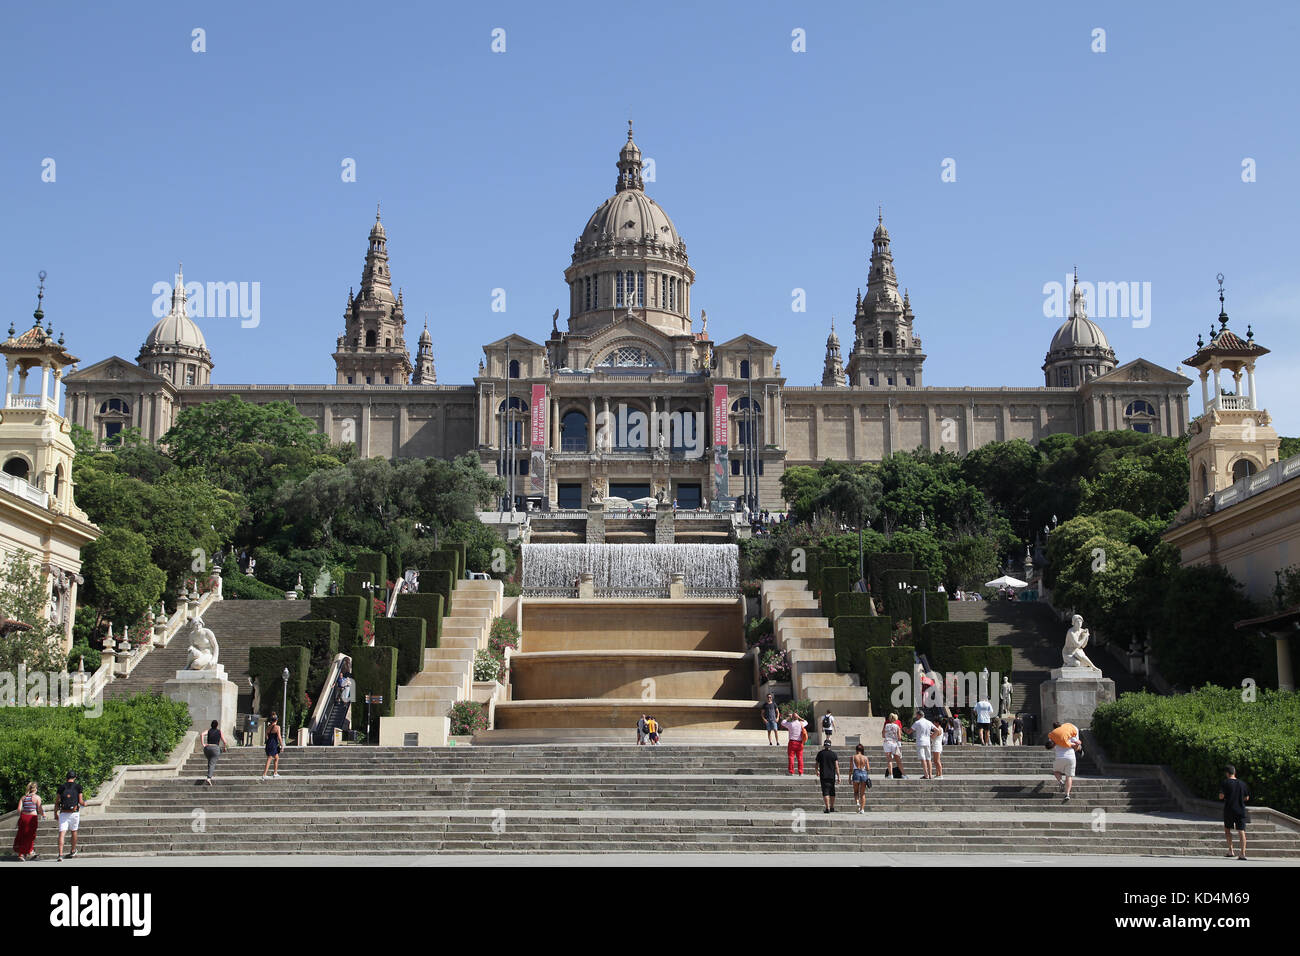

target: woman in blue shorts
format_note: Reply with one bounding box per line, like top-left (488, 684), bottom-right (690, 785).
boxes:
top-left (850, 743), bottom-right (872, 813)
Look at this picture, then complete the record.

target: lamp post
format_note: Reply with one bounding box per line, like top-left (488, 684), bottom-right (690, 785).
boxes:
top-left (281, 667), bottom-right (289, 743)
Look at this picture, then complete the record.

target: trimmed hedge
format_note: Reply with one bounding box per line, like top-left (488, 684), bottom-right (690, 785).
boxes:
top-left (247, 645), bottom-right (311, 723)
top-left (832, 615), bottom-right (894, 676)
top-left (374, 616), bottom-right (427, 685)
top-left (910, 590), bottom-right (949, 641)
top-left (863, 646), bottom-right (917, 719)
top-left (803, 547), bottom-right (824, 590)
top-left (309, 596), bottom-right (366, 650)
top-left (834, 592), bottom-right (877, 619)
top-left (280, 620), bottom-right (339, 696)
top-left (349, 645), bottom-right (398, 736)
top-left (355, 552), bottom-right (388, 591)
top-left (868, 552), bottom-right (913, 597)
top-left (1092, 687), bottom-right (1300, 818)
top-left (223, 572), bottom-right (288, 601)
top-left (953, 646), bottom-right (1014, 705)
top-left (424, 550), bottom-right (461, 585)
top-left (449, 542), bottom-right (467, 579)
top-left (0, 694), bottom-right (191, 810)
top-left (921, 620), bottom-right (989, 674)
top-left (882, 569), bottom-right (932, 622)
top-left (819, 566), bottom-right (852, 621)
top-left (416, 570), bottom-right (455, 620)
top-left (395, 593), bottom-right (444, 647)
top-left (343, 570), bottom-right (374, 597)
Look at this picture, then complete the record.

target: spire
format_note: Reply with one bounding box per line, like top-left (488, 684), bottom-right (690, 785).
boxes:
top-left (168, 263), bottom-right (188, 318)
top-left (822, 316), bottom-right (846, 386)
top-left (33, 270), bottom-right (46, 325)
top-left (1217, 272), bottom-right (1229, 327)
top-left (1069, 267), bottom-right (1087, 321)
top-left (359, 209), bottom-right (395, 303)
top-left (616, 120), bottom-right (644, 192)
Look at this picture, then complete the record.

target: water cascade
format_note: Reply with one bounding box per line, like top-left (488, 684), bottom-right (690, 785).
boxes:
top-left (522, 543), bottom-right (738, 593)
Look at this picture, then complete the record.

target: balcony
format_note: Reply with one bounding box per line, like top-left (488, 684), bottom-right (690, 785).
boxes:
top-left (4, 394), bottom-right (58, 412)
top-left (0, 471), bottom-right (50, 508)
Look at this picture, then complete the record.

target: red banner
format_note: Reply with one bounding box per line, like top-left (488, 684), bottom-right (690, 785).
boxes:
top-left (530, 384), bottom-right (546, 495)
top-left (712, 384), bottom-right (729, 504)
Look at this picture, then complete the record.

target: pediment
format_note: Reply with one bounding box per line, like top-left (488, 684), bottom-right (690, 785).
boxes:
top-left (63, 356), bottom-right (167, 386)
top-left (714, 333), bottom-right (777, 353)
top-left (1088, 358), bottom-right (1190, 387)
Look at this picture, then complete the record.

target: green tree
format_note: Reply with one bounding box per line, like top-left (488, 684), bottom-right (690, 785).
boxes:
top-left (0, 551), bottom-right (66, 672)
top-left (1150, 564), bottom-right (1270, 688)
top-left (1051, 533), bottom-right (1143, 636)
top-left (81, 528), bottom-right (167, 631)
top-left (161, 396), bottom-right (326, 475)
top-left (960, 439), bottom-right (1040, 521)
top-left (779, 465), bottom-right (825, 523)
top-left (1077, 445), bottom-right (1188, 520)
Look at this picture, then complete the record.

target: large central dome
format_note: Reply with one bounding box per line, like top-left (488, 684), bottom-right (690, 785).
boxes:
top-left (563, 125), bottom-right (696, 338)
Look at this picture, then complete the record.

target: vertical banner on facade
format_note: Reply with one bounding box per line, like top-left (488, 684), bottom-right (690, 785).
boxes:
top-left (530, 384), bottom-right (546, 495)
top-left (712, 384), bottom-right (729, 507)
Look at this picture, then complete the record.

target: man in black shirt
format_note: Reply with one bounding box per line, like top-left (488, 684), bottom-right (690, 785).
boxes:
top-left (1219, 764), bottom-right (1250, 860)
top-left (762, 694), bottom-right (780, 746)
top-left (815, 739), bottom-right (840, 813)
top-left (56, 771), bottom-right (86, 861)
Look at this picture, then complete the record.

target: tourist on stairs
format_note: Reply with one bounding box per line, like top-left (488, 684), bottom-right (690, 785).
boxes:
top-left (1045, 721), bottom-right (1081, 801)
top-left (850, 744), bottom-right (872, 813)
top-left (262, 712), bottom-right (284, 780)
top-left (203, 720), bottom-right (229, 786)
top-left (882, 712), bottom-right (906, 780)
top-left (762, 694), bottom-right (780, 746)
top-left (12, 782), bottom-right (47, 861)
top-left (911, 711), bottom-right (935, 779)
top-left (781, 711), bottom-right (808, 775)
top-left (815, 739), bottom-right (840, 813)
top-left (929, 719), bottom-right (945, 778)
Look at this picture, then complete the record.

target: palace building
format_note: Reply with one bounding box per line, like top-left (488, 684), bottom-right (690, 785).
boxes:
top-left (63, 126), bottom-right (1192, 511)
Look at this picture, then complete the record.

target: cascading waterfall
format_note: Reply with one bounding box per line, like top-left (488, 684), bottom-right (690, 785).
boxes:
top-left (523, 543), bottom-right (738, 592)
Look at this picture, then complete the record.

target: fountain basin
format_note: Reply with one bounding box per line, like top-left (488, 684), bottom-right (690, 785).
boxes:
top-left (509, 649), bottom-right (752, 700)
top-left (492, 698), bottom-right (763, 732)
top-left (521, 598), bottom-right (744, 653)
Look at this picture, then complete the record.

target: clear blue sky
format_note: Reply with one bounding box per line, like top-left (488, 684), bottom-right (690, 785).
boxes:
top-left (3, 1), bottom-right (1297, 433)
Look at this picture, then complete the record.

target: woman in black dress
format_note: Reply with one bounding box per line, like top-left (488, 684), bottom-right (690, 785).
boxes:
top-left (261, 712), bottom-right (283, 781)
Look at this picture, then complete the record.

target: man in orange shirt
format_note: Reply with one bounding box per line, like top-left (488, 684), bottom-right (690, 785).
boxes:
top-left (1045, 721), bottom-right (1082, 800)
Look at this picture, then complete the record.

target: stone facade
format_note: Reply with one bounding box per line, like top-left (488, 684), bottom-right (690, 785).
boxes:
top-left (64, 127), bottom-right (1192, 509)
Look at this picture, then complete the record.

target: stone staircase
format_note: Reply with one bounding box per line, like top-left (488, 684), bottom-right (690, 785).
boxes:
top-left (378, 579), bottom-right (503, 746)
top-left (103, 600), bottom-right (311, 710)
top-left (32, 744), bottom-right (1300, 858)
top-left (762, 580), bottom-right (872, 725)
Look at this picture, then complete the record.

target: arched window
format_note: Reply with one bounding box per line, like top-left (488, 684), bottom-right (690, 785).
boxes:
top-left (508, 359), bottom-right (521, 379)
top-left (1232, 459), bottom-right (1257, 482)
top-left (53, 464), bottom-right (63, 499)
top-left (1125, 400), bottom-right (1156, 417)
top-left (560, 410), bottom-right (589, 451)
top-left (365, 330), bottom-right (377, 348)
top-left (3, 457), bottom-right (29, 480)
top-left (98, 398), bottom-right (131, 415)
top-left (385, 338), bottom-right (392, 348)
top-left (739, 360), bottom-right (751, 380)
top-left (731, 398), bottom-right (762, 447)
top-left (595, 346), bottom-right (663, 369)
top-left (498, 396), bottom-right (528, 447)
top-left (1198, 464), bottom-right (1208, 499)
top-left (883, 331), bottom-right (894, 348)
top-left (1125, 399), bottom-right (1157, 434)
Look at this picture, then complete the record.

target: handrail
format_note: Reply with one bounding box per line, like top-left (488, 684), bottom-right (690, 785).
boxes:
top-left (309, 652), bottom-right (352, 743)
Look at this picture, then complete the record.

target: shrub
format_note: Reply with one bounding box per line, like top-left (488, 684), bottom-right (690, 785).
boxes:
top-left (910, 590), bottom-right (948, 640)
top-left (221, 572), bottom-right (287, 601)
top-left (759, 648), bottom-right (791, 683)
top-left (832, 615), bottom-right (893, 676)
top-left (488, 617), bottom-right (520, 656)
top-left (248, 646), bottom-right (311, 720)
top-left (745, 616), bottom-right (774, 647)
top-left (396, 593), bottom-right (444, 648)
top-left (348, 645), bottom-right (397, 734)
top-left (343, 570), bottom-right (374, 597)
top-left (819, 566), bottom-right (851, 620)
top-left (834, 592), bottom-right (877, 618)
top-left (881, 569), bottom-right (932, 622)
top-left (374, 617), bottom-right (427, 685)
top-left (280, 620), bottom-right (339, 695)
top-left (503, 581), bottom-right (522, 597)
top-left (1092, 687), bottom-right (1300, 818)
top-left (780, 699), bottom-right (812, 722)
top-left (417, 570), bottom-right (455, 620)
top-left (920, 620), bottom-right (989, 674)
top-left (354, 552), bottom-right (388, 593)
top-left (308, 596), bottom-right (367, 649)
top-left (868, 552), bottom-right (913, 597)
top-left (67, 644), bottom-right (102, 673)
top-left (953, 646), bottom-right (1014, 705)
top-left (424, 549), bottom-right (461, 584)
top-left (474, 649), bottom-right (504, 683)
top-left (863, 646), bottom-right (917, 718)
top-left (0, 693), bottom-right (191, 809)
top-left (448, 699), bottom-right (489, 736)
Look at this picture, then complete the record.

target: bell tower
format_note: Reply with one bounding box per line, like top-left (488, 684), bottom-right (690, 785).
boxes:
top-left (1182, 275), bottom-right (1279, 512)
top-left (333, 206), bottom-right (414, 385)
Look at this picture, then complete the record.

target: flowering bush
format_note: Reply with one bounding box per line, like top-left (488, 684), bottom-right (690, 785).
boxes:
top-left (448, 700), bottom-right (489, 736)
top-left (759, 648), bottom-right (791, 683)
top-left (473, 649), bottom-right (504, 683)
top-left (488, 617), bottom-right (520, 657)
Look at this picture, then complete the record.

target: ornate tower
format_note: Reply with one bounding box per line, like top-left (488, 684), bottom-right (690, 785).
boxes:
top-left (412, 319), bottom-right (436, 384)
top-left (139, 265), bottom-right (213, 387)
top-left (1182, 275), bottom-right (1279, 512)
top-left (563, 123), bottom-right (696, 343)
top-left (821, 318), bottom-right (846, 386)
top-left (846, 212), bottom-right (926, 387)
top-left (1043, 269), bottom-right (1117, 387)
top-left (333, 206), bottom-right (414, 385)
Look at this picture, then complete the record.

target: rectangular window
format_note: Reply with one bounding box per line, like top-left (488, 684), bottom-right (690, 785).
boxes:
top-left (637, 272), bottom-right (645, 306)
top-left (616, 272), bottom-right (624, 307)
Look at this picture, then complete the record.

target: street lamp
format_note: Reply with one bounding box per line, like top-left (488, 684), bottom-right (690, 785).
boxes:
top-left (281, 667), bottom-right (289, 743)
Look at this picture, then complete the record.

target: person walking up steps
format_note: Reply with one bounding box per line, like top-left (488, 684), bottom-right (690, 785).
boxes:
top-left (55, 771), bottom-right (85, 861)
top-left (821, 710), bottom-right (835, 744)
top-left (637, 713), bottom-right (649, 745)
top-left (782, 711), bottom-right (808, 775)
top-left (815, 738), bottom-right (841, 813)
top-left (202, 720), bottom-right (229, 786)
top-left (12, 782), bottom-right (47, 861)
top-left (882, 712), bottom-right (906, 780)
top-left (261, 712), bottom-right (284, 780)
top-left (850, 744), bottom-right (872, 813)
top-left (1219, 765), bottom-right (1250, 860)
top-left (1045, 721), bottom-right (1081, 801)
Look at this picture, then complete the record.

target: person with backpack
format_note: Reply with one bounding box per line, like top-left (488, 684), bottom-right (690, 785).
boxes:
top-left (781, 711), bottom-right (808, 775)
top-left (645, 715), bottom-right (660, 745)
top-left (820, 710), bottom-right (835, 744)
top-left (55, 771), bottom-right (85, 861)
top-left (637, 713), bottom-right (649, 745)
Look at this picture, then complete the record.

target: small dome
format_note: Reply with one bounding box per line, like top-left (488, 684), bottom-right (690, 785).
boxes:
top-left (144, 310), bottom-right (208, 351)
top-left (419, 325), bottom-right (432, 345)
top-left (1048, 314), bottom-right (1111, 354)
top-left (580, 190), bottom-right (682, 248)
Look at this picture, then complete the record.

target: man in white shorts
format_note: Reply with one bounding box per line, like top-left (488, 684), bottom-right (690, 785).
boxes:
top-left (56, 770), bottom-right (86, 860)
top-left (911, 711), bottom-right (935, 779)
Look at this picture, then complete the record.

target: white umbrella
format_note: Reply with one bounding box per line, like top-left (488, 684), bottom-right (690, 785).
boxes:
top-left (984, 575), bottom-right (1029, 589)
top-left (629, 496), bottom-right (659, 508)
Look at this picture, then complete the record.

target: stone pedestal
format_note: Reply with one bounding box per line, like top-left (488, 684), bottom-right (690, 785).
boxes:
top-left (1039, 666), bottom-right (1115, 731)
top-left (163, 666), bottom-right (238, 742)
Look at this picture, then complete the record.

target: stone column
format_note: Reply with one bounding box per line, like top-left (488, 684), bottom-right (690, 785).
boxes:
top-left (551, 397), bottom-right (560, 449)
top-left (1199, 370), bottom-right (1210, 414)
top-left (360, 402), bottom-right (372, 459)
top-left (1247, 364), bottom-right (1258, 409)
top-left (602, 397), bottom-right (611, 450)
top-left (41, 364), bottom-right (51, 406)
top-left (648, 397), bottom-right (658, 448)
top-left (588, 396), bottom-right (596, 450)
